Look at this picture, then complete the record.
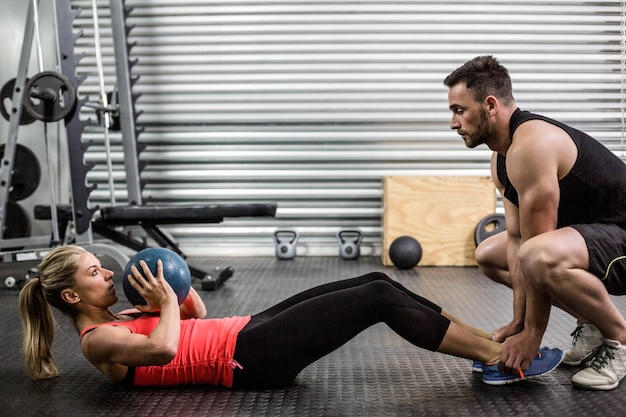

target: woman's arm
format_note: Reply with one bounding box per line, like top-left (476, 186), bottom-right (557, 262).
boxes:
top-left (117, 287), bottom-right (207, 319)
top-left (82, 322), bottom-right (178, 368)
top-left (83, 259), bottom-right (181, 369)
top-left (180, 287), bottom-right (207, 319)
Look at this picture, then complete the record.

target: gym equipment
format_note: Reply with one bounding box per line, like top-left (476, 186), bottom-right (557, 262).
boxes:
top-left (90, 0), bottom-right (117, 206)
top-left (123, 247), bottom-right (192, 306)
top-left (0, 0), bottom-right (131, 278)
top-left (22, 71), bottom-right (76, 122)
top-left (0, 1), bottom-right (278, 294)
top-left (92, 203), bottom-right (277, 290)
top-left (2, 201), bottom-right (31, 251)
top-left (3, 269), bottom-right (29, 289)
top-left (274, 230), bottom-right (299, 260)
top-left (3, 265), bottom-right (37, 289)
top-left (93, 91), bottom-right (121, 131)
top-left (3, 275), bottom-right (20, 289)
top-left (336, 230), bottom-right (362, 260)
top-left (33, 204), bottom-right (74, 244)
top-left (3, 201), bottom-right (30, 240)
top-left (200, 266), bottom-right (234, 291)
top-left (1, 251), bottom-right (42, 289)
top-left (389, 236), bottom-right (422, 270)
top-left (474, 213), bottom-right (506, 246)
top-left (95, 204), bottom-right (276, 226)
top-left (0, 77), bottom-right (36, 125)
top-left (0, 144), bottom-right (41, 201)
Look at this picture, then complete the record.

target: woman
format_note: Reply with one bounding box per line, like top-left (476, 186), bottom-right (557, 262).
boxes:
top-left (19, 245), bottom-right (561, 389)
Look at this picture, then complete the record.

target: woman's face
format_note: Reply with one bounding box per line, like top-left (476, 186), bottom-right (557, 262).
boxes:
top-left (72, 251), bottom-right (118, 308)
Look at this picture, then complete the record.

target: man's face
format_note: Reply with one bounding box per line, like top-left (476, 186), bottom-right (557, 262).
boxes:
top-left (447, 83), bottom-right (494, 149)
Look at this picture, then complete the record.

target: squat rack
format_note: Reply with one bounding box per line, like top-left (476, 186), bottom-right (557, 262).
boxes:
top-left (0, 0), bottom-right (276, 289)
top-left (0, 0), bottom-right (132, 269)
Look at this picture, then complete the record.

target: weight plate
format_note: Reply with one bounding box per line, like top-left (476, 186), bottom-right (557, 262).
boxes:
top-left (1, 201), bottom-right (31, 251)
top-left (0, 77), bottom-right (36, 125)
top-left (474, 213), bottom-right (506, 246)
top-left (23, 71), bottom-right (76, 122)
top-left (0, 143), bottom-right (41, 201)
top-left (3, 200), bottom-right (31, 239)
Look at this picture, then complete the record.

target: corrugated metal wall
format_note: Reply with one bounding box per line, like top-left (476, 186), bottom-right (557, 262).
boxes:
top-left (73, 0), bottom-right (626, 256)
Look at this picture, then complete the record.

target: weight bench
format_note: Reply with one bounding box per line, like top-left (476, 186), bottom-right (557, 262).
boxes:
top-left (36, 203), bottom-right (277, 290)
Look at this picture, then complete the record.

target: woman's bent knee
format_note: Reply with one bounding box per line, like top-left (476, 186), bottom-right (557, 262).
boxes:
top-left (361, 271), bottom-right (393, 283)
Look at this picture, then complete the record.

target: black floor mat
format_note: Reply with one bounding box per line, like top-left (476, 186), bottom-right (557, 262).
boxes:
top-left (1, 256), bottom-right (624, 416)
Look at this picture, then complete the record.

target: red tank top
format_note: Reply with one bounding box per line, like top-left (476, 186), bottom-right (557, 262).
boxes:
top-left (80, 314), bottom-right (251, 387)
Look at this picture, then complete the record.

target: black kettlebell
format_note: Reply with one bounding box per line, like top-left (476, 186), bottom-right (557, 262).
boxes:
top-left (337, 230), bottom-right (362, 260)
top-left (274, 230), bottom-right (299, 260)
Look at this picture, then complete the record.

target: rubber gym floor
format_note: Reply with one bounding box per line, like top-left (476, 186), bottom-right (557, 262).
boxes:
top-left (1, 255), bottom-right (624, 417)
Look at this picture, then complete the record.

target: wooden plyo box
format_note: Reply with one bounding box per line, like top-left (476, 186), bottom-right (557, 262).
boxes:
top-left (383, 176), bottom-right (495, 266)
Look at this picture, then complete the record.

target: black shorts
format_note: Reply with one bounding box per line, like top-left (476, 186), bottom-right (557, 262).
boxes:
top-left (571, 223), bottom-right (626, 295)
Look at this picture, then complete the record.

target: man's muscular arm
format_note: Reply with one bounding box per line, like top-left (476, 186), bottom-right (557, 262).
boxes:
top-left (490, 152), bottom-right (525, 343)
top-left (499, 120), bottom-right (572, 371)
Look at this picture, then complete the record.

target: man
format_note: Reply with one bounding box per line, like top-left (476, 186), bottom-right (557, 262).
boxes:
top-left (443, 55), bottom-right (626, 390)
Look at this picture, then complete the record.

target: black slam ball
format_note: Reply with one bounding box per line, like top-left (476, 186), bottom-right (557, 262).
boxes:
top-left (389, 236), bottom-right (422, 269)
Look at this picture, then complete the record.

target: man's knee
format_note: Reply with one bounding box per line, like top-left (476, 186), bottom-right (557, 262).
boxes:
top-left (475, 233), bottom-right (508, 283)
top-left (475, 242), bottom-right (494, 269)
top-left (518, 237), bottom-right (565, 287)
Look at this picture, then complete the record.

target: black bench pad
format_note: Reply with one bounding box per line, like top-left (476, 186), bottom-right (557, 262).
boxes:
top-left (97, 203), bottom-right (277, 225)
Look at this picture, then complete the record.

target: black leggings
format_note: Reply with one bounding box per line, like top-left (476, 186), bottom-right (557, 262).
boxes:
top-left (231, 272), bottom-right (451, 389)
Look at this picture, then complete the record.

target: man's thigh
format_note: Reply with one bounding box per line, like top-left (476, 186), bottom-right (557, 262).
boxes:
top-left (571, 223), bottom-right (626, 295)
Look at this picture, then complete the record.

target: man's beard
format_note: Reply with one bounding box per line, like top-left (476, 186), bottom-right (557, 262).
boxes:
top-left (460, 109), bottom-right (493, 149)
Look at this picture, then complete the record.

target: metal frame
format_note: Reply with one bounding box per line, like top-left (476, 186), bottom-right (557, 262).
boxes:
top-left (0, 0), bottom-right (130, 277)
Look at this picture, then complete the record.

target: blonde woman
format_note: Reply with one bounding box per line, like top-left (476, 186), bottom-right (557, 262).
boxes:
top-left (20, 245), bottom-right (561, 389)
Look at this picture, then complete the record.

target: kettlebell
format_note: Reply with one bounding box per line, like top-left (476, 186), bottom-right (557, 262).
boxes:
top-left (337, 230), bottom-right (362, 260)
top-left (274, 230), bottom-right (299, 260)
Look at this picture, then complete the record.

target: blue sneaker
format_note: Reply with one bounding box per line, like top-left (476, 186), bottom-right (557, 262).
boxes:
top-left (473, 346), bottom-right (551, 374)
top-left (482, 347), bottom-right (563, 385)
top-left (472, 361), bottom-right (484, 373)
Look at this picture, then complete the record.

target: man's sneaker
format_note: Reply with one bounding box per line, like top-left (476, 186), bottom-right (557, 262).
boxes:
top-left (562, 323), bottom-right (603, 366)
top-left (571, 339), bottom-right (626, 390)
top-left (482, 347), bottom-right (563, 385)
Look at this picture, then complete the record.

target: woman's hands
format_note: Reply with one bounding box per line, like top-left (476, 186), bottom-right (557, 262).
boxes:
top-left (126, 259), bottom-right (177, 312)
top-left (125, 258), bottom-right (207, 318)
top-left (81, 257), bottom-right (185, 381)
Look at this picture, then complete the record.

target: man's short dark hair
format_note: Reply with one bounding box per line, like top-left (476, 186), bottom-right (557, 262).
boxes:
top-left (443, 55), bottom-right (514, 105)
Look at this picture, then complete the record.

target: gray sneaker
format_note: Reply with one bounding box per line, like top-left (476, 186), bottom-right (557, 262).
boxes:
top-left (562, 323), bottom-right (603, 366)
top-left (571, 339), bottom-right (626, 390)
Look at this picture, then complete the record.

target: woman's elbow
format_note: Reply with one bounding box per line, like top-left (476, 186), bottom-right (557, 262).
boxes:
top-left (180, 288), bottom-right (207, 319)
top-left (196, 304), bottom-right (207, 318)
top-left (154, 347), bottom-right (177, 365)
top-left (147, 340), bottom-right (178, 365)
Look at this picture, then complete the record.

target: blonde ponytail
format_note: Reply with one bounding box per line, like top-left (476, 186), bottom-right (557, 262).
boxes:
top-left (19, 279), bottom-right (59, 380)
top-left (18, 245), bottom-right (86, 380)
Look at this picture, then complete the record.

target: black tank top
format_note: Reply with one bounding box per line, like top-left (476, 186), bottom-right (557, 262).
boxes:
top-left (496, 109), bottom-right (626, 227)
